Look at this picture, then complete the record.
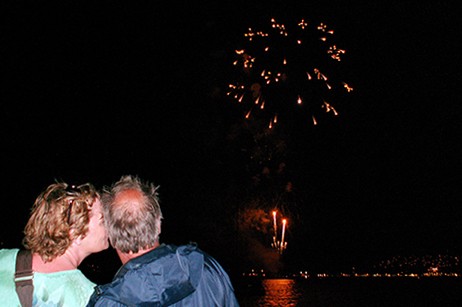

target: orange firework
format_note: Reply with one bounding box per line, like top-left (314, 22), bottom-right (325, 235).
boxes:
top-left (271, 210), bottom-right (288, 254)
top-left (228, 17), bottom-right (353, 129)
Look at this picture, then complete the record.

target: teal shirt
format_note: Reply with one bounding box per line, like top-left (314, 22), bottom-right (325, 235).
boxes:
top-left (0, 249), bottom-right (96, 306)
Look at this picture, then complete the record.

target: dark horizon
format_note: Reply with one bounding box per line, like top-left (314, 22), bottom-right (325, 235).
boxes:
top-left (2, 1), bottom-right (461, 276)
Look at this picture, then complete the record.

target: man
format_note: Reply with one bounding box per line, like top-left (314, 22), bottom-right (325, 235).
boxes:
top-left (87, 175), bottom-right (239, 306)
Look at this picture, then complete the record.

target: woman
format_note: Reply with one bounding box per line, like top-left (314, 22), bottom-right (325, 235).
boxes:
top-left (0, 181), bottom-right (109, 306)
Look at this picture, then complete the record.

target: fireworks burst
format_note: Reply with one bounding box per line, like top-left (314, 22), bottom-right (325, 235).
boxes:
top-left (228, 18), bottom-right (353, 128)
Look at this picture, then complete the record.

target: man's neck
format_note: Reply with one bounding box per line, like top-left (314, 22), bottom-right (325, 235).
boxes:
top-left (117, 241), bottom-right (160, 265)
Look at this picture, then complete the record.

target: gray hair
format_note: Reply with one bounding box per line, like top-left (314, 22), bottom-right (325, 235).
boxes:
top-left (101, 175), bottom-right (163, 253)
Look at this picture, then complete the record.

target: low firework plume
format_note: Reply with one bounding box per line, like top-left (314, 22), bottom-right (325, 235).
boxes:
top-left (237, 206), bottom-right (283, 273)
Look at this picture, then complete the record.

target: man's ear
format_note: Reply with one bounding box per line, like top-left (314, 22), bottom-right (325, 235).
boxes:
top-left (156, 219), bottom-right (162, 236)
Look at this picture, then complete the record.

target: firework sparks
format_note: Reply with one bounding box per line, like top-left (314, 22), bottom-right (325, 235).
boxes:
top-left (281, 219), bottom-right (287, 253)
top-left (271, 210), bottom-right (288, 254)
top-left (228, 17), bottom-right (353, 128)
top-left (272, 210), bottom-right (278, 247)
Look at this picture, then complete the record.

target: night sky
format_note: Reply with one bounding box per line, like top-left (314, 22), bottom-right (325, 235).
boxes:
top-left (2, 1), bottom-right (461, 275)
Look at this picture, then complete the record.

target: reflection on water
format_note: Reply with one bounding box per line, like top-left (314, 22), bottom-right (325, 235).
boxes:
top-left (256, 279), bottom-right (301, 307)
top-left (236, 277), bottom-right (462, 307)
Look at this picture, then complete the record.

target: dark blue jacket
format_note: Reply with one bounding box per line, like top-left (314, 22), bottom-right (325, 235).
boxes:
top-left (87, 244), bottom-right (239, 306)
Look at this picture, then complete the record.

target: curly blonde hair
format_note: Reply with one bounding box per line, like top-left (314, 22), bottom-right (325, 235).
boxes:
top-left (23, 182), bottom-right (99, 262)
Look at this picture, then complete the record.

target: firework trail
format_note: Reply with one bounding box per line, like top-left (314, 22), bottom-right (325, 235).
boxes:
top-left (271, 210), bottom-right (288, 254)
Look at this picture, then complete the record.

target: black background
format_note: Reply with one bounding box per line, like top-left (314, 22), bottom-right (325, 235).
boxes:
top-left (2, 1), bottom-right (461, 278)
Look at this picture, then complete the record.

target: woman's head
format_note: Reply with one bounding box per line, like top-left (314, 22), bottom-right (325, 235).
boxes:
top-left (23, 182), bottom-right (103, 262)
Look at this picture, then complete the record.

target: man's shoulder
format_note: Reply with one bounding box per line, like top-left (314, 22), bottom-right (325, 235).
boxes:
top-left (138, 243), bottom-right (205, 264)
top-left (88, 243), bottom-right (203, 306)
top-left (119, 243), bottom-right (204, 276)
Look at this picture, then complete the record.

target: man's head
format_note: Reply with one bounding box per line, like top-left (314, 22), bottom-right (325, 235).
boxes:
top-left (102, 175), bottom-right (163, 253)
